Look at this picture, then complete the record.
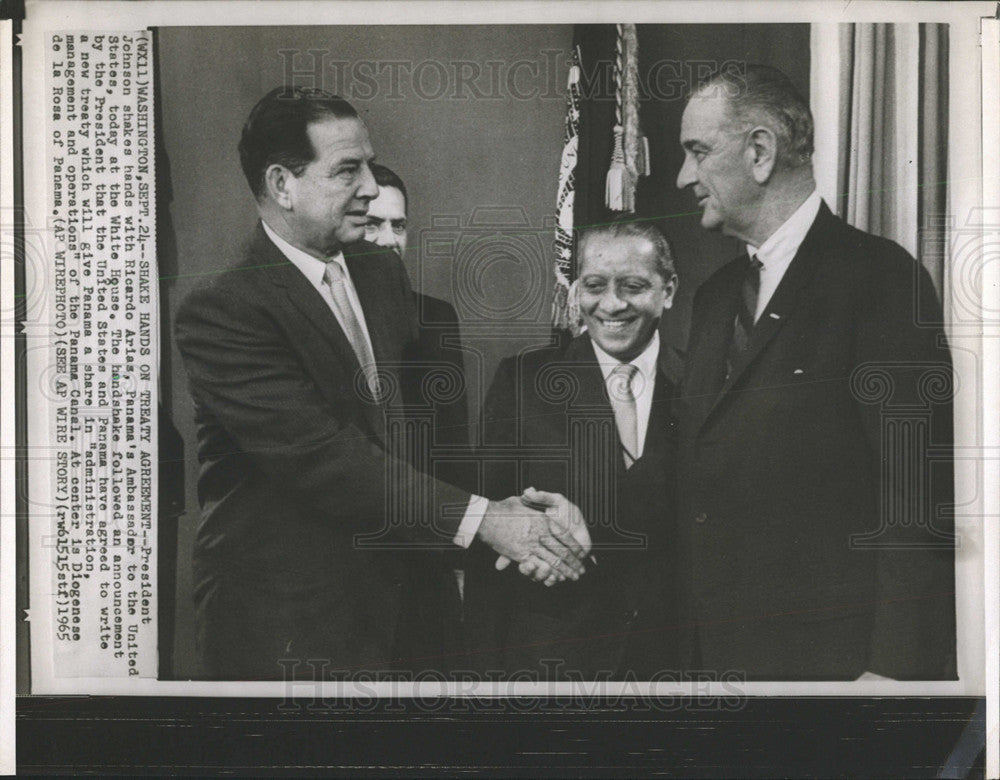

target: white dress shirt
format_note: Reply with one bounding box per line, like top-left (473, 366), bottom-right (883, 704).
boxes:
top-left (261, 220), bottom-right (377, 360)
top-left (745, 190), bottom-right (823, 323)
top-left (261, 220), bottom-right (488, 548)
top-left (591, 331), bottom-right (660, 459)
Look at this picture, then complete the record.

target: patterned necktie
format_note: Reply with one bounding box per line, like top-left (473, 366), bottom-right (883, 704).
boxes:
top-left (322, 261), bottom-right (381, 400)
top-left (728, 254), bottom-right (764, 376)
top-left (608, 363), bottom-right (640, 468)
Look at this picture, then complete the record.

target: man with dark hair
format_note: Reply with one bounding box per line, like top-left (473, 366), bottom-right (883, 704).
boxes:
top-left (465, 217), bottom-right (684, 679)
top-left (175, 86), bottom-right (590, 679)
top-left (674, 65), bottom-right (955, 680)
top-left (365, 163), bottom-right (409, 253)
top-left (365, 163), bottom-right (469, 449)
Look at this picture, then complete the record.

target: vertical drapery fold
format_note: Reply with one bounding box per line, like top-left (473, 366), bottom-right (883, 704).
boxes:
top-left (919, 23), bottom-right (949, 298)
top-left (838, 23), bottom-right (948, 295)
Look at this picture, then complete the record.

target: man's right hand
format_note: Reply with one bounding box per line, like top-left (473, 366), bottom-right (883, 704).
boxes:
top-left (476, 496), bottom-right (587, 581)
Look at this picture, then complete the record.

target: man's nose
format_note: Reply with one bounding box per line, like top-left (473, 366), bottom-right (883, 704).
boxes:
top-left (374, 223), bottom-right (396, 249)
top-left (676, 155), bottom-right (696, 190)
top-left (600, 288), bottom-right (628, 313)
top-left (357, 163), bottom-right (379, 200)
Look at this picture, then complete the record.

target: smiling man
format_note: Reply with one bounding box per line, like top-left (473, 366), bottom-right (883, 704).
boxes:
top-left (576, 225), bottom-right (678, 367)
top-left (674, 65), bottom-right (955, 680)
top-left (174, 87), bottom-right (589, 679)
top-left (464, 218), bottom-right (684, 679)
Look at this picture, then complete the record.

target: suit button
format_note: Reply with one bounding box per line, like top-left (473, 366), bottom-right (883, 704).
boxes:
top-left (694, 513), bottom-right (707, 524)
top-left (623, 608), bottom-right (639, 623)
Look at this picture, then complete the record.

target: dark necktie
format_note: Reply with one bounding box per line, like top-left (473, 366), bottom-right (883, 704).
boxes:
top-left (727, 254), bottom-right (763, 376)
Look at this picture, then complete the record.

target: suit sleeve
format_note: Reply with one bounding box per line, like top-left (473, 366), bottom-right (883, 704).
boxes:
top-left (175, 277), bottom-right (471, 544)
top-left (853, 249), bottom-right (956, 679)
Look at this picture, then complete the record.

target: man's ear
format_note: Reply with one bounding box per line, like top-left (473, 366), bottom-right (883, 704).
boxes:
top-left (662, 273), bottom-right (679, 310)
top-left (264, 164), bottom-right (295, 209)
top-left (746, 126), bottom-right (778, 184)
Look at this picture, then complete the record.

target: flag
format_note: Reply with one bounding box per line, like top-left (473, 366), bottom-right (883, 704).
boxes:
top-left (552, 43), bottom-right (583, 332)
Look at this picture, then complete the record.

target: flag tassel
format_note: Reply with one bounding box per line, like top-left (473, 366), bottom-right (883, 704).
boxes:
top-left (605, 124), bottom-right (634, 212)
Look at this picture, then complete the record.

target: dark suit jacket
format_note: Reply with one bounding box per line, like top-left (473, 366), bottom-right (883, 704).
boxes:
top-left (677, 202), bottom-right (956, 680)
top-left (175, 224), bottom-right (471, 679)
top-left (400, 292), bottom-right (470, 667)
top-left (409, 293), bottom-right (470, 450)
top-left (464, 334), bottom-right (683, 680)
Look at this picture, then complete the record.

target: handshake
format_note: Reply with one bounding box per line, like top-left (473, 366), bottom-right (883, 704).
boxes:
top-left (477, 487), bottom-right (593, 587)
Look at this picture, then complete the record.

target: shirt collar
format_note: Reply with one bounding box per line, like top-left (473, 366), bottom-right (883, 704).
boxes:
top-left (591, 330), bottom-right (660, 386)
top-left (745, 189), bottom-right (822, 270)
top-left (261, 219), bottom-right (346, 287)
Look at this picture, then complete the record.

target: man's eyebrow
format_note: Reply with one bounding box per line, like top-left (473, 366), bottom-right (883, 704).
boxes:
top-left (367, 215), bottom-right (385, 223)
top-left (329, 155), bottom-right (366, 168)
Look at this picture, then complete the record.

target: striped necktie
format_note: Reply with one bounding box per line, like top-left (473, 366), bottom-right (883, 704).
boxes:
top-left (728, 254), bottom-right (763, 376)
top-left (608, 362), bottom-right (640, 468)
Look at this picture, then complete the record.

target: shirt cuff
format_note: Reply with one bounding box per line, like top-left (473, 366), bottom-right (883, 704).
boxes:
top-left (453, 494), bottom-right (489, 548)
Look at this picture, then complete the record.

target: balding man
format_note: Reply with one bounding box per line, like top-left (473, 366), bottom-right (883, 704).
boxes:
top-left (674, 65), bottom-right (955, 680)
top-left (466, 218), bottom-right (684, 679)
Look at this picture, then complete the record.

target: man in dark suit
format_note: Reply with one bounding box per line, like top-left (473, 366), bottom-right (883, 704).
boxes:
top-left (365, 163), bottom-right (470, 451)
top-left (174, 86), bottom-right (589, 680)
top-left (364, 162), bottom-right (471, 662)
top-left (674, 65), bottom-right (955, 680)
top-left (465, 219), bottom-right (684, 680)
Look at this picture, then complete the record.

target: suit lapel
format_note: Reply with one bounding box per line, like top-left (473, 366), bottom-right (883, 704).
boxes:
top-left (561, 337), bottom-right (628, 549)
top-left (567, 335), bottom-right (672, 465)
top-left (700, 204), bottom-right (836, 431)
top-left (562, 336), bottom-right (612, 408)
top-left (684, 260), bottom-right (744, 432)
top-left (344, 243), bottom-right (406, 371)
top-left (557, 337), bottom-right (624, 480)
top-left (642, 357), bottom-right (674, 458)
top-left (254, 227), bottom-right (363, 370)
top-left (256, 227), bottom-right (386, 440)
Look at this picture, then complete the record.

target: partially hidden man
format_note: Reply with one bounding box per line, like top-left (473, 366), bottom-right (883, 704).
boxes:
top-left (465, 220), bottom-right (684, 680)
top-left (175, 87), bottom-right (590, 679)
top-left (365, 162), bottom-right (471, 663)
top-left (674, 65), bottom-right (955, 680)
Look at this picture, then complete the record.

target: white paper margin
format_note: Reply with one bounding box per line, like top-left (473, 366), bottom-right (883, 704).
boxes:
top-left (2, 15), bottom-right (18, 777)
top-left (10, 3), bottom-right (994, 735)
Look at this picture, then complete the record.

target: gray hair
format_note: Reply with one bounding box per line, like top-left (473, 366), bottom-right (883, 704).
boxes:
top-left (695, 64), bottom-right (814, 169)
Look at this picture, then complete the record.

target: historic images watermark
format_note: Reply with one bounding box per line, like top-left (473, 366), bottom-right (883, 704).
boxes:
top-left (279, 49), bottom-right (748, 103)
top-left (276, 657), bottom-right (749, 713)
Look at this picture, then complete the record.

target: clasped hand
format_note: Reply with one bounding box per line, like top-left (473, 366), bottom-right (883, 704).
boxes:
top-left (478, 487), bottom-right (592, 587)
